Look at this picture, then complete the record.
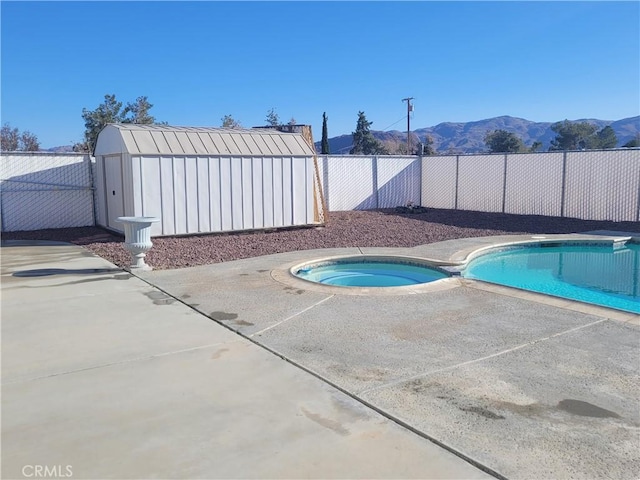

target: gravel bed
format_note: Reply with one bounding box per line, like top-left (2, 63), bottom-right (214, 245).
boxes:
top-left (3, 209), bottom-right (639, 270)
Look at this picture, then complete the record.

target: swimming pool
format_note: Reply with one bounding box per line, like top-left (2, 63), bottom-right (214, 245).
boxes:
top-left (294, 257), bottom-right (450, 287)
top-left (462, 241), bottom-right (640, 314)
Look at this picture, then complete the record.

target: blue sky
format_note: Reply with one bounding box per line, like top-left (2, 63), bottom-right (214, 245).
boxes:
top-left (2, 1), bottom-right (639, 148)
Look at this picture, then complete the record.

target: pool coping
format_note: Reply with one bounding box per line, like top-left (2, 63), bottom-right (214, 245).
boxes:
top-left (447, 233), bottom-right (634, 264)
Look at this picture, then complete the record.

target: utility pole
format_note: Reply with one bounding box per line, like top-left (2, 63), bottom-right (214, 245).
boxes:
top-left (402, 97), bottom-right (414, 154)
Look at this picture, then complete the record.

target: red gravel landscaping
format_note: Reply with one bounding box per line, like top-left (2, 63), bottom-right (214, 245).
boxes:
top-left (3, 209), bottom-right (639, 270)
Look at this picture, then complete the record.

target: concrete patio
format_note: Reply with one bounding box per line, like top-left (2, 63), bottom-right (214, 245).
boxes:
top-left (2, 237), bottom-right (639, 479)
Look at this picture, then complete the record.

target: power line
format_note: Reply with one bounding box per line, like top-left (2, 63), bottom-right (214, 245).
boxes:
top-left (381, 115), bottom-right (408, 132)
top-left (335, 109), bottom-right (414, 154)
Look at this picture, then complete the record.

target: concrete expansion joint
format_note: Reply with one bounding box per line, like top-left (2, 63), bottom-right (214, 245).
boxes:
top-left (249, 295), bottom-right (335, 337)
top-left (357, 317), bottom-right (609, 397)
top-left (2, 340), bottom-right (242, 386)
top-left (149, 340), bottom-right (246, 358)
top-left (233, 339), bottom-right (509, 480)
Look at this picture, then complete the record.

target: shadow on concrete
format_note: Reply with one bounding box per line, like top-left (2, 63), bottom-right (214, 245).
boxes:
top-left (1, 227), bottom-right (123, 246)
top-left (12, 268), bottom-right (122, 277)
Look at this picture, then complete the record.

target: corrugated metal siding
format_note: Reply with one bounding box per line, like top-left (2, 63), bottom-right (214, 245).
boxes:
top-left (196, 157), bottom-right (210, 232)
top-left (121, 153), bottom-right (135, 228)
top-left (94, 156), bottom-right (107, 227)
top-left (128, 155), bottom-right (316, 236)
top-left (131, 156), bottom-right (143, 217)
top-left (272, 158), bottom-right (283, 226)
top-left (151, 131), bottom-right (172, 153)
top-left (120, 130), bottom-right (139, 154)
top-left (130, 130), bottom-right (157, 153)
top-left (96, 124), bottom-right (316, 157)
top-left (103, 156), bottom-right (125, 229)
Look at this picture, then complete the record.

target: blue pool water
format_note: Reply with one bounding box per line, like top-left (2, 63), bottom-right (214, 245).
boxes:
top-left (463, 242), bottom-right (640, 314)
top-left (296, 260), bottom-right (449, 287)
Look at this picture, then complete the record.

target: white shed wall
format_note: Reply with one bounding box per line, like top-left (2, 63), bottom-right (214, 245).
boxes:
top-left (95, 154), bottom-right (130, 231)
top-left (127, 155), bottom-right (315, 236)
top-left (94, 156), bottom-right (107, 227)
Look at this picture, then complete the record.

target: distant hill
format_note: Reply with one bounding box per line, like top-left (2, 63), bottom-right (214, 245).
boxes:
top-left (44, 145), bottom-right (75, 153)
top-left (42, 116), bottom-right (639, 154)
top-left (316, 115), bottom-right (640, 154)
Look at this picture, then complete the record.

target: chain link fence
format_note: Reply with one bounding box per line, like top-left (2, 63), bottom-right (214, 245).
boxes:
top-left (318, 155), bottom-right (421, 211)
top-left (420, 149), bottom-right (639, 222)
top-left (563, 149), bottom-right (639, 221)
top-left (0, 152), bottom-right (95, 232)
top-left (1, 149), bottom-right (638, 232)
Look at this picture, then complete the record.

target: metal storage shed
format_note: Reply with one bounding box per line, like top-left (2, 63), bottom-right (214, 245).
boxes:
top-left (94, 124), bottom-right (323, 236)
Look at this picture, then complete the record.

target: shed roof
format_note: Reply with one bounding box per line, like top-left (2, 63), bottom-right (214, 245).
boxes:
top-left (95, 124), bottom-right (316, 156)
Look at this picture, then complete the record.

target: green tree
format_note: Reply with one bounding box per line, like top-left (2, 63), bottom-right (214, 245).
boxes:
top-left (350, 111), bottom-right (388, 155)
top-left (590, 125), bottom-right (617, 149)
top-left (549, 120), bottom-right (598, 151)
top-left (78, 94), bottom-right (126, 153)
top-left (78, 94), bottom-right (160, 154)
top-left (421, 135), bottom-right (436, 155)
top-left (622, 134), bottom-right (640, 148)
top-left (265, 108), bottom-right (280, 127)
top-left (123, 96), bottom-right (156, 124)
top-left (321, 112), bottom-right (330, 154)
top-left (529, 141), bottom-right (543, 153)
top-left (484, 129), bottom-right (526, 153)
top-left (1, 123), bottom-right (40, 151)
top-left (221, 115), bottom-right (242, 129)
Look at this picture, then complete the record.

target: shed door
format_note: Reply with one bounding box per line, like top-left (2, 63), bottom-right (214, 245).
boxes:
top-left (104, 156), bottom-right (124, 230)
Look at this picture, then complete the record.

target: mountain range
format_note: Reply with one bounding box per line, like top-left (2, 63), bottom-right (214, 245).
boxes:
top-left (316, 115), bottom-right (640, 155)
top-left (45, 115), bottom-right (639, 154)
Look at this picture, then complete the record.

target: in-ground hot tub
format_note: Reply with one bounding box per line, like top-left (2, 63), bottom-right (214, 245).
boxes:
top-left (292, 255), bottom-right (451, 287)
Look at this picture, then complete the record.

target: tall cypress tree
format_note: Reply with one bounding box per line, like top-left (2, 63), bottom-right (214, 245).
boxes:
top-left (350, 111), bottom-right (388, 155)
top-left (321, 112), bottom-right (330, 154)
